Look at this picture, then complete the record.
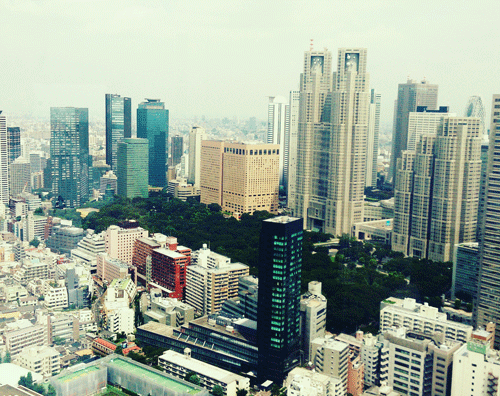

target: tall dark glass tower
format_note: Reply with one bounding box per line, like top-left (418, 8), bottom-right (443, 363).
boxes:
top-left (105, 94), bottom-right (131, 170)
top-left (171, 135), bottom-right (183, 167)
top-left (7, 127), bottom-right (21, 165)
top-left (137, 99), bottom-right (168, 187)
top-left (257, 216), bottom-right (303, 384)
top-left (50, 107), bottom-right (89, 208)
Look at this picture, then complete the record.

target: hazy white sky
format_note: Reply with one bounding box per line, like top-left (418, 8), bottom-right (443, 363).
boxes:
top-left (0, 0), bottom-right (498, 125)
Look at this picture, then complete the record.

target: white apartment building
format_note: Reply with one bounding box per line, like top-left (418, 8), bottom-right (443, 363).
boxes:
top-left (451, 340), bottom-right (500, 396)
top-left (361, 333), bottom-right (390, 387)
top-left (310, 337), bottom-right (349, 393)
top-left (96, 253), bottom-right (129, 284)
top-left (43, 280), bottom-right (68, 310)
top-left (286, 367), bottom-right (344, 396)
top-left (45, 313), bottom-right (79, 343)
top-left (4, 323), bottom-right (47, 357)
top-left (159, 349), bottom-right (250, 396)
top-left (380, 297), bottom-right (472, 343)
top-left (13, 259), bottom-right (49, 284)
top-left (144, 296), bottom-right (194, 327)
top-left (300, 281), bottom-right (327, 361)
top-left (186, 244), bottom-right (249, 316)
top-left (103, 282), bottom-right (135, 334)
top-left (105, 223), bottom-right (148, 265)
top-left (15, 345), bottom-right (60, 377)
top-left (71, 230), bottom-right (105, 273)
top-left (109, 277), bottom-right (136, 302)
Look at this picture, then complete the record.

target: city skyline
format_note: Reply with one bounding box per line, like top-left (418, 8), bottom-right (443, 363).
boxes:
top-left (1, 1), bottom-right (498, 126)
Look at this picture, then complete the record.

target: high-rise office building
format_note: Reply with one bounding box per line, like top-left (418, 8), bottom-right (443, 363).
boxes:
top-left (477, 140), bottom-right (489, 241)
top-left (294, 49), bottom-right (332, 229)
top-left (105, 94), bottom-right (131, 170)
top-left (475, 95), bottom-right (500, 345)
top-left (294, 48), bottom-right (370, 235)
top-left (267, 96), bottom-right (290, 192)
top-left (389, 79), bottom-right (438, 183)
top-left (366, 89), bottom-right (381, 188)
top-left (50, 107), bottom-right (89, 208)
top-left (7, 127), bottom-right (21, 166)
top-left (392, 117), bottom-right (482, 262)
top-left (188, 126), bottom-right (207, 188)
top-left (0, 113), bottom-right (8, 205)
top-left (9, 157), bottom-right (31, 196)
top-left (137, 99), bottom-right (168, 187)
top-left (287, 90), bottom-right (300, 208)
top-left (257, 216), bottom-right (303, 384)
top-left (464, 95), bottom-right (486, 134)
top-left (406, 106), bottom-right (451, 151)
top-left (116, 138), bottom-right (149, 199)
top-left (171, 135), bottom-right (183, 167)
top-left (200, 141), bottom-right (280, 215)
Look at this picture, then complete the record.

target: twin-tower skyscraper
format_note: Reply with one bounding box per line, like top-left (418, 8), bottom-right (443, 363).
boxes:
top-left (291, 48), bottom-right (370, 236)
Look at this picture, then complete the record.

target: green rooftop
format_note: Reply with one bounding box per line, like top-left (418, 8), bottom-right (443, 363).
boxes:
top-left (107, 358), bottom-right (201, 395)
top-left (57, 365), bottom-right (102, 383)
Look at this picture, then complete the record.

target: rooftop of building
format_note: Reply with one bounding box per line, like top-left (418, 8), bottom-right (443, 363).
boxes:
top-left (93, 338), bottom-right (117, 351)
top-left (0, 364), bottom-right (43, 387)
top-left (160, 349), bottom-right (246, 384)
top-left (154, 247), bottom-right (186, 259)
top-left (0, 384), bottom-right (44, 396)
top-left (136, 237), bottom-right (161, 247)
top-left (138, 321), bottom-right (175, 338)
top-left (264, 216), bottom-right (300, 224)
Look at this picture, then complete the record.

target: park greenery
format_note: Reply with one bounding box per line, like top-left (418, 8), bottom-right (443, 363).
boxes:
top-left (18, 372), bottom-right (56, 396)
top-left (80, 193), bottom-right (452, 334)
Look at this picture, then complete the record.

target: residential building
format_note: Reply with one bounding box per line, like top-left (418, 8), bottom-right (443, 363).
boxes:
top-left (286, 367), bottom-right (344, 396)
top-left (91, 338), bottom-right (117, 356)
top-left (310, 337), bottom-right (349, 393)
top-left (300, 281), bottom-right (327, 361)
top-left (102, 281), bottom-right (135, 334)
top-left (137, 99), bottom-right (168, 187)
top-left (108, 277), bottom-right (136, 302)
top-left (43, 279), bottom-right (69, 310)
top-left (159, 349), bottom-right (250, 396)
top-left (348, 354), bottom-right (365, 396)
top-left (188, 126), bottom-right (207, 188)
top-left (451, 338), bottom-right (500, 396)
top-left (9, 157), bottom-right (31, 196)
top-left (144, 295), bottom-right (194, 326)
top-left (50, 107), bottom-right (90, 207)
top-left (0, 112), bottom-right (9, 205)
top-left (185, 244), bottom-right (249, 315)
top-left (392, 117), bottom-right (482, 262)
top-left (475, 95), bottom-right (500, 346)
top-left (132, 234), bottom-right (164, 283)
top-left (96, 253), bottom-right (129, 284)
top-left (452, 242), bottom-right (479, 300)
top-left (257, 216), bottom-right (303, 383)
top-left (389, 79), bottom-right (438, 183)
top-left (361, 333), bottom-right (390, 387)
top-left (171, 135), bottom-right (183, 167)
top-left (13, 259), bottom-right (50, 285)
top-left (287, 90), bottom-right (300, 207)
top-left (116, 138), bottom-right (149, 199)
top-left (105, 222), bottom-right (149, 265)
top-left (366, 90), bottom-right (381, 188)
top-left (4, 323), bottom-right (47, 357)
top-left (200, 141), bottom-right (280, 215)
top-left (380, 297), bottom-right (472, 343)
top-left (151, 244), bottom-right (191, 300)
top-left (7, 126), bottom-right (21, 165)
top-left (267, 96), bottom-right (290, 192)
top-left (105, 94), bottom-right (131, 170)
top-left (15, 345), bottom-right (60, 377)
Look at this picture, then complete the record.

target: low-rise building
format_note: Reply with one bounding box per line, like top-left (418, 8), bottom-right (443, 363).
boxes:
top-left (15, 345), bottom-right (61, 377)
top-left (4, 323), bottom-right (47, 357)
top-left (43, 280), bottom-right (68, 310)
top-left (144, 295), bottom-right (194, 327)
top-left (159, 349), bottom-right (250, 396)
top-left (286, 367), bottom-right (344, 396)
top-left (91, 338), bottom-right (116, 356)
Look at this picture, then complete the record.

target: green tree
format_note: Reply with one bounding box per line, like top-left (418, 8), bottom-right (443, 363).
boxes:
top-left (236, 389), bottom-right (248, 396)
top-left (47, 384), bottom-right (57, 396)
top-left (4, 352), bottom-right (11, 363)
top-left (271, 384), bottom-right (286, 396)
top-left (185, 372), bottom-right (200, 385)
top-left (212, 385), bottom-right (224, 396)
top-left (29, 238), bottom-right (40, 248)
top-left (34, 207), bottom-right (44, 215)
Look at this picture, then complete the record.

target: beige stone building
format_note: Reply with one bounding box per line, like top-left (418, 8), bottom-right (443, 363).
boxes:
top-left (200, 141), bottom-right (279, 215)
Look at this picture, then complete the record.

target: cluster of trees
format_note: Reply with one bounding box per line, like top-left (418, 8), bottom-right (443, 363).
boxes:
top-left (82, 195), bottom-right (452, 334)
top-left (18, 373), bottom-right (56, 396)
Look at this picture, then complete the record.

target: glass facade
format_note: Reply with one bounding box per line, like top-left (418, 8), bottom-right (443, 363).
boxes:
top-left (106, 94), bottom-right (131, 170)
top-left (117, 138), bottom-right (149, 199)
top-left (137, 99), bottom-right (168, 187)
top-left (257, 216), bottom-right (303, 384)
top-left (7, 127), bottom-right (21, 165)
top-left (171, 135), bottom-right (183, 167)
top-left (50, 107), bottom-right (90, 208)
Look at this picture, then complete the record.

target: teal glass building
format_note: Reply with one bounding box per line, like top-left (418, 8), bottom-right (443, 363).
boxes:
top-left (137, 99), bottom-right (168, 187)
top-left (50, 107), bottom-right (90, 208)
top-left (105, 94), bottom-right (131, 170)
top-left (257, 216), bottom-right (303, 384)
top-left (117, 138), bottom-right (149, 199)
